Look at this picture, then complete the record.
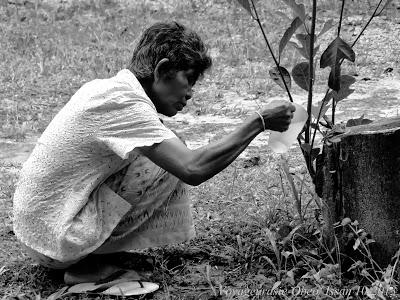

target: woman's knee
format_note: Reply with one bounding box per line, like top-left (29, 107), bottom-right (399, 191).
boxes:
top-left (21, 243), bottom-right (82, 269)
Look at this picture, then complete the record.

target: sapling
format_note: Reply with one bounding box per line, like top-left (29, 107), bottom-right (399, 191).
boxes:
top-left (234, 0), bottom-right (389, 182)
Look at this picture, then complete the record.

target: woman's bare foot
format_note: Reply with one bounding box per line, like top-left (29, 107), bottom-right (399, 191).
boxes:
top-left (63, 254), bottom-right (123, 285)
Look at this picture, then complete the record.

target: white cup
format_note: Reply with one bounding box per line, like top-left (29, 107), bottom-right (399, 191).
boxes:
top-left (268, 103), bottom-right (308, 153)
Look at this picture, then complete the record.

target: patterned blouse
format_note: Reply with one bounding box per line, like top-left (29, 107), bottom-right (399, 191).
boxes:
top-left (13, 69), bottom-right (177, 262)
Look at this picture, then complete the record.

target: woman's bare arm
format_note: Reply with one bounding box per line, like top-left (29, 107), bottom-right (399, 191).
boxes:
top-left (138, 101), bottom-right (295, 186)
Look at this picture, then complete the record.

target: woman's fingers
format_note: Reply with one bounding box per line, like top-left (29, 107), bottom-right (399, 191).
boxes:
top-left (261, 101), bottom-right (295, 132)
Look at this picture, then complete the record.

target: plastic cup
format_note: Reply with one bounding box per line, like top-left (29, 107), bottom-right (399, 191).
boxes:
top-left (268, 103), bottom-right (308, 154)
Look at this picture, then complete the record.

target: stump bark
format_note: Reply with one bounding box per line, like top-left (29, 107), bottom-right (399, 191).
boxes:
top-left (316, 116), bottom-right (400, 266)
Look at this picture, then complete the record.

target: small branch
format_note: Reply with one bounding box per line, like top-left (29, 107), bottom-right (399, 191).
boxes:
top-left (374, 0), bottom-right (391, 17)
top-left (306, 0), bottom-right (317, 146)
top-left (311, 90), bottom-right (330, 149)
top-left (302, 0), bottom-right (318, 177)
top-left (250, 0), bottom-right (294, 102)
top-left (331, 0), bottom-right (346, 125)
top-left (337, 0), bottom-right (346, 37)
top-left (350, 0), bottom-right (384, 48)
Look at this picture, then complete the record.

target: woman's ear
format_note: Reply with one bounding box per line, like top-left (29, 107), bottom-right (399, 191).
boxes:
top-left (154, 58), bottom-right (172, 83)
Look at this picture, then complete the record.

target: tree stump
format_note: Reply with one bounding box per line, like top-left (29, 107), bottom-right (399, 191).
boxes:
top-left (316, 116), bottom-right (400, 266)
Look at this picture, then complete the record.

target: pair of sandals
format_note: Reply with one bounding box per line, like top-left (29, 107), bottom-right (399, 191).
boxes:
top-left (49, 265), bottom-right (159, 298)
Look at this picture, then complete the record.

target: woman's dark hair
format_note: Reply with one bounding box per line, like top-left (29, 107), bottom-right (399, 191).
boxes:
top-left (128, 21), bottom-right (212, 83)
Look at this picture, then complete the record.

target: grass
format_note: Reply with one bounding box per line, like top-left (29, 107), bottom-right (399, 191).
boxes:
top-left (1, 0), bottom-right (400, 299)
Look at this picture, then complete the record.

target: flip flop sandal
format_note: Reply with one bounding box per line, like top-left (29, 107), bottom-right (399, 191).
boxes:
top-left (100, 281), bottom-right (159, 296)
top-left (65, 269), bottom-right (159, 296)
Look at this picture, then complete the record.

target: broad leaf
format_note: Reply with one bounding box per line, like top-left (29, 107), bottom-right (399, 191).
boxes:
top-left (335, 88), bottom-right (355, 102)
top-left (320, 37), bottom-right (355, 68)
top-left (296, 34), bottom-right (312, 50)
top-left (288, 41), bottom-right (319, 60)
top-left (301, 143), bottom-right (311, 154)
top-left (296, 33), bottom-right (313, 44)
top-left (328, 64), bottom-right (341, 91)
top-left (279, 17), bottom-right (303, 58)
top-left (318, 19), bottom-right (335, 37)
top-left (269, 66), bottom-right (292, 90)
top-left (295, 34), bottom-right (319, 59)
top-left (236, 0), bottom-right (252, 16)
top-left (333, 75), bottom-right (356, 101)
top-left (282, 0), bottom-right (306, 21)
top-left (292, 62), bottom-right (311, 91)
top-left (288, 41), bottom-right (308, 59)
top-left (340, 74), bottom-right (356, 88)
top-left (301, 144), bottom-right (320, 160)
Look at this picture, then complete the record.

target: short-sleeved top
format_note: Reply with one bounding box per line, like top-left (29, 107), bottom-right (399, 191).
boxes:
top-left (12, 69), bottom-right (177, 262)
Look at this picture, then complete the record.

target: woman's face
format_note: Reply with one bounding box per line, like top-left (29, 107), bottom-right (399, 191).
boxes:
top-left (151, 69), bottom-right (197, 117)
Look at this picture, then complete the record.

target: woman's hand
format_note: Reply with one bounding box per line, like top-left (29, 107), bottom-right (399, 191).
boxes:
top-left (258, 100), bottom-right (296, 132)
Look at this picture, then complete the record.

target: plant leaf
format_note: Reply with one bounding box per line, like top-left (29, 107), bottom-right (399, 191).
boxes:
top-left (341, 217), bottom-right (352, 226)
top-left (281, 0), bottom-right (306, 21)
top-left (292, 62), bottom-right (310, 91)
top-left (301, 143), bottom-right (312, 154)
top-left (281, 159), bottom-right (301, 219)
top-left (46, 286), bottom-right (70, 300)
top-left (281, 225), bottom-right (302, 246)
top-left (318, 19), bottom-right (335, 37)
top-left (288, 41), bottom-right (308, 59)
top-left (236, 0), bottom-right (252, 16)
top-left (335, 88), bottom-right (354, 101)
top-left (328, 64), bottom-right (341, 91)
top-left (296, 34), bottom-right (317, 46)
top-left (353, 238), bottom-right (361, 250)
top-left (261, 255), bottom-right (278, 272)
top-left (269, 66), bottom-right (292, 90)
top-left (320, 37), bottom-right (355, 68)
top-left (300, 144), bottom-right (319, 160)
top-left (340, 75), bottom-right (356, 88)
top-left (295, 34), bottom-right (319, 59)
top-left (279, 17), bottom-right (303, 58)
top-left (365, 239), bottom-right (375, 245)
top-left (333, 75), bottom-right (356, 101)
top-left (311, 148), bottom-right (320, 160)
top-left (296, 33), bottom-right (310, 44)
top-left (265, 228), bottom-right (281, 267)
